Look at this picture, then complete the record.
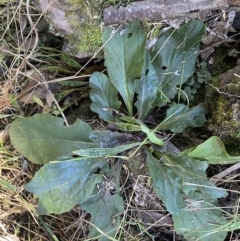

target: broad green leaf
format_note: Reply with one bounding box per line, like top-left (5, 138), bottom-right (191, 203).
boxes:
top-left (89, 130), bottom-right (133, 147)
top-left (81, 160), bottom-right (124, 241)
top-left (178, 162), bottom-right (227, 199)
top-left (73, 142), bottom-right (142, 157)
top-left (147, 151), bottom-right (227, 240)
top-left (103, 21), bottom-right (147, 116)
top-left (146, 151), bottom-right (227, 215)
top-left (184, 136), bottom-right (240, 164)
top-left (150, 20), bottom-right (205, 106)
top-left (173, 192), bottom-right (227, 241)
top-left (25, 158), bottom-right (106, 215)
top-left (90, 72), bottom-right (121, 122)
top-left (10, 114), bottom-right (97, 164)
top-left (159, 103), bottom-right (206, 133)
top-left (163, 154), bottom-right (227, 199)
top-left (135, 52), bottom-right (159, 120)
top-left (146, 151), bottom-right (185, 214)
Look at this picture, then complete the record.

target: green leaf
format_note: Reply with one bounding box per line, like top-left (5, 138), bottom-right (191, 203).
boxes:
top-left (146, 151), bottom-right (185, 214)
top-left (115, 121), bottom-right (142, 132)
top-left (150, 20), bottom-right (205, 106)
top-left (81, 160), bottom-right (124, 241)
top-left (90, 72), bottom-right (121, 122)
top-left (184, 136), bottom-right (240, 164)
top-left (134, 52), bottom-right (159, 120)
top-left (25, 158), bottom-right (106, 215)
top-left (89, 130), bottom-right (133, 147)
top-left (33, 95), bottom-right (44, 107)
top-left (103, 21), bottom-right (147, 116)
top-left (146, 151), bottom-right (227, 215)
top-left (139, 122), bottom-right (164, 146)
top-left (73, 142), bottom-right (142, 157)
top-left (147, 151), bottom-right (227, 240)
top-left (9, 114), bottom-right (97, 164)
top-left (171, 154), bottom-right (227, 199)
top-left (173, 192), bottom-right (227, 241)
top-left (159, 103), bottom-right (206, 133)
top-left (119, 115), bottom-right (139, 124)
top-left (62, 52), bottom-right (82, 68)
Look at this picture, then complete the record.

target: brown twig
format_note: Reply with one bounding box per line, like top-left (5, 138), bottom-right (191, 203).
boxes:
top-left (211, 162), bottom-right (240, 184)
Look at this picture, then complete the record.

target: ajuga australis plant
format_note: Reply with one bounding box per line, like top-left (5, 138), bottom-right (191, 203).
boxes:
top-left (10, 21), bottom-right (236, 241)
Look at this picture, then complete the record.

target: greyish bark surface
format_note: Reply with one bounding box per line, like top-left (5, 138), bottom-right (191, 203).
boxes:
top-left (103, 0), bottom-right (231, 25)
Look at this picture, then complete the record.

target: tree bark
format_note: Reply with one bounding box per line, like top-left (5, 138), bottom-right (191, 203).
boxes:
top-left (229, 0), bottom-right (240, 6)
top-left (103, 0), bottom-right (232, 25)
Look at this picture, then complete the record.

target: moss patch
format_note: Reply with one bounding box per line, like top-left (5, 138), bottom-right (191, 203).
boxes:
top-left (63, 0), bottom-right (140, 56)
top-left (62, 0), bottom-right (104, 56)
top-left (206, 74), bottom-right (240, 148)
top-left (207, 45), bottom-right (237, 76)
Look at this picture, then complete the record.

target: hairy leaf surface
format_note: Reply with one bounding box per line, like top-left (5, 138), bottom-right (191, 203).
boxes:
top-left (81, 160), bottom-right (124, 241)
top-left (90, 72), bottom-right (121, 122)
top-left (89, 130), bottom-right (133, 148)
top-left (146, 151), bottom-right (185, 214)
top-left (184, 136), bottom-right (240, 164)
top-left (73, 142), bottom-right (142, 157)
top-left (146, 151), bottom-right (227, 215)
top-left (25, 158), bottom-right (107, 215)
top-left (10, 114), bottom-right (97, 164)
top-left (150, 20), bottom-right (205, 106)
top-left (159, 103), bottom-right (206, 133)
top-left (173, 192), bottom-right (227, 241)
top-left (147, 151), bottom-right (227, 240)
top-left (103, 21), bottom-right (147, 116)
top-left (135, 52), bottom-right (159, 119)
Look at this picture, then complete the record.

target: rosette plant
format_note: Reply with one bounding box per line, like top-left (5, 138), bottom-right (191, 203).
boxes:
top-left (10, 21), bottom-right (232, 241)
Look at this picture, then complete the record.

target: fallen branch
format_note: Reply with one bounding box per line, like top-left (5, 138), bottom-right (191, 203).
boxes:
top-left (103, 0), bottom-right (238, 25)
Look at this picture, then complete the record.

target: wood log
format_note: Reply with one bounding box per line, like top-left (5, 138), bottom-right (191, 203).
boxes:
top-left (103, 0), bottom-right (233, 25)
top-left (229, 0), bottom-right (240, 6)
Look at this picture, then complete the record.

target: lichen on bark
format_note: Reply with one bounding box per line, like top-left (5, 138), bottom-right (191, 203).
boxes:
top-left (64, 0), bottom-right (103, 56)
top-left (34, 0), bottom-right (105, 57)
